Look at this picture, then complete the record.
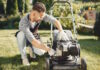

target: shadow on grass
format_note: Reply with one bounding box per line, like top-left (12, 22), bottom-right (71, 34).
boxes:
top-left (0, 55), bottom-right (21, 65)
top-left (0, 54), bottom-right (46, 70)
top-left (39, 32), bottom-right (50, 37)
top-left (79, 39), bottom-right (100, 55)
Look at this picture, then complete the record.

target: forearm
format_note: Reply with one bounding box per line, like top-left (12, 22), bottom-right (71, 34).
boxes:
top-left (31, 39), bottom-right (50, 52)
top-left (54, 20), bottom-right (63, 32)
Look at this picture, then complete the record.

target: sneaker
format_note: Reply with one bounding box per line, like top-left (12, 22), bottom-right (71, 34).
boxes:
top-left (28, 55), bottom-right (39, 62)
top-left (22, 58), bottom-right (30, 66)
top-left (29, 47), bottom-right (38, 62)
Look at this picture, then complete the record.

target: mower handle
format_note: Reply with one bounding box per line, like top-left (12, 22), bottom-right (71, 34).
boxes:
top-left (56, 40), bottom-right (77, 43)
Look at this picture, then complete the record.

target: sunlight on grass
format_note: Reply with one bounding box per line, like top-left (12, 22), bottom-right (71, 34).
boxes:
top-left (78, 34), bottom-right (100, 70)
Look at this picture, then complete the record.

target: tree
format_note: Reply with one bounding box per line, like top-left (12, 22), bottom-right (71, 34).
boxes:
top-left (24, 0), bottom-right (29, 13)
top-left (6, 0), bottom-right (18, 15)
top-left (32, 0), bottom-right (37, 5)
top-left (91, 0), bottom-right (100, 2)
top-left (17, 0), bottom-right (25, 14)
top-left (82, 0), bottom-right (100, 2)
top-left (0, 0), bottom-right (5, 14)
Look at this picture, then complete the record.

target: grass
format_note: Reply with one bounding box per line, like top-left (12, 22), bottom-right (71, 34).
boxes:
top-left (78, 34), bottom-right (100, 70)
top-left (0, 29), bottom-right (100, 70)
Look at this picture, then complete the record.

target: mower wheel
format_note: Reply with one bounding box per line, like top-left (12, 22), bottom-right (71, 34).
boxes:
top-left (81, 58), bottom-right (87, 70)
top-left (44, 58), bottom-right (53, 70)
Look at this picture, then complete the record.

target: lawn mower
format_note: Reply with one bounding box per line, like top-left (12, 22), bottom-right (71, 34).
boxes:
top-left (44, 0), bottom-right (87, 70)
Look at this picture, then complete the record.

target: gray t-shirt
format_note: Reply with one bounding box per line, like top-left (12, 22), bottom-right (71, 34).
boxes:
top-left (19, 13), bottom-right (57, 43)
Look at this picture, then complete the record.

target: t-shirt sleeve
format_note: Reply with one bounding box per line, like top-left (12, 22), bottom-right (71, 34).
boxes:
top-left (19, 19), bottom-right (35, 43)
top-left (43, 14), bottom-right (57, 24)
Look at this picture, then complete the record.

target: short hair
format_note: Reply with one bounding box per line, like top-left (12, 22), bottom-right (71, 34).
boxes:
top-left (32, 2), bottom-right (46, 12)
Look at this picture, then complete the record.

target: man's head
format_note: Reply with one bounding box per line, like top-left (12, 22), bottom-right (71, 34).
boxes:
top-left (30, 2), bottom-right (46, 22)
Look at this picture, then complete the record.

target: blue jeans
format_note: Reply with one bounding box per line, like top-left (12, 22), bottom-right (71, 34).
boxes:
top-left (16, 31), bottom-right (45, 59)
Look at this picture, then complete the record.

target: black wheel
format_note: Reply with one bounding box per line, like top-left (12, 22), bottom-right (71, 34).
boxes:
top-left (44, 58), bottom-right (53, 70)
top-left (81, 58), bottom-right (87, 70)
top-left (78, 46), bottom-right (80, 57)
top-left (77, 44), bottom-right (80, 57)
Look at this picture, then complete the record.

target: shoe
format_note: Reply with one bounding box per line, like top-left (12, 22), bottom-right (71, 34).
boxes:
top-left (44, 52), bottom-right (50, 58)
top-left (22, 58), bottom-right (30, 66)
top-left (28, 55), bottom-right (39, 62)
top-left (30, 57), bottom-right (39, 62)
top-left (29, 47), bottom-right (39, 62)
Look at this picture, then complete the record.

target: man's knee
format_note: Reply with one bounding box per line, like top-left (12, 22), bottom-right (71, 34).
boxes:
top-left (17, 31), bottom-right (25, 37)
top-left (16, 31), bottom-right (26, 46)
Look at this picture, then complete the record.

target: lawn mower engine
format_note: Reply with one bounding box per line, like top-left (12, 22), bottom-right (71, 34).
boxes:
top-left (52, 30), bottom-right (80, 58)
top-left (45, 30), bottom-right (87, 70)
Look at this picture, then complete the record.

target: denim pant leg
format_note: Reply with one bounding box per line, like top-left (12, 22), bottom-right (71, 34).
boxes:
top-left (16, 31), bottom-right (27, 59)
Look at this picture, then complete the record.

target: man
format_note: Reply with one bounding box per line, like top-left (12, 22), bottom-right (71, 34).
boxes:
top-left (16, 2), bottom-right (68, 65)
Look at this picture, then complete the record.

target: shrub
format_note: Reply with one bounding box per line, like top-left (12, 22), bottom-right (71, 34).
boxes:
top-left (0, 0), bottom-right (5, 14)
top-left (52, 3), bottom-right (82, 29)
top-left (0, 16), bottom-right (20, 29)
top-left (6, 0), bottom-right (18, 15)
top-left (24, 0), bottom-right (30, 13)
top-left (17, 0), bottom-right (25, 13)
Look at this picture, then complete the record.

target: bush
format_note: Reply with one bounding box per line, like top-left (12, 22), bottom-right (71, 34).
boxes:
top-left (24, 0), bottom-right (30, 13)
top-left (52, 3), bottom-right (82, 29)
top-left (0, 21), bottom-right (7, 29)
top-left (17, 0), bottom-right (25, 13)
top-left (0, 16), bottom-right (20, 29)
top-left (6, 0), bottom-right (18, 15)
top-left (0, 0), bottom-right (5, 14)
top-left (39, 21), bottom-right (51, 29)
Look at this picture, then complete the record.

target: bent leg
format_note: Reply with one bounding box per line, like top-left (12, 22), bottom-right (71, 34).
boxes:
top-left (16, 31), bottom-right (27, 59)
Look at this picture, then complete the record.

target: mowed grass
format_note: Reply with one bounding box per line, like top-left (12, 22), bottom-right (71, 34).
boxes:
top-left (0, 29), bottom-right (100, 70)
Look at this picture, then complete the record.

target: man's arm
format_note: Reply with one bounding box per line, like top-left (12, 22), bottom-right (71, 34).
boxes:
top-left (43, 14), bottom-right (69, 41)
top-left (53, 20), bottom-right (63, 32)
top-left (19, 21), bottom-right (50, 52)
top-left (31, 39), bottom-right (50, 52)
top-left (43, 14), bottom-right (63, 32)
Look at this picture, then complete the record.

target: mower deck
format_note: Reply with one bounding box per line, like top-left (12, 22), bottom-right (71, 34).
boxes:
top-left (45, 57), bottom-right (81, 70)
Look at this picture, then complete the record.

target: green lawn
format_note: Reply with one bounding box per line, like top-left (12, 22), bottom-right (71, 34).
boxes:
top-left (0, 30), bottom-right (100, 70)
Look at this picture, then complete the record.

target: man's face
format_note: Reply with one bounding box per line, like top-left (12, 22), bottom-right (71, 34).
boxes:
top-left (31, 10), bottom-right (45, 22)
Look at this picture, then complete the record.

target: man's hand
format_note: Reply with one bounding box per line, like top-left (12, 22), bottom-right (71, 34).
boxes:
top-left (57, 30), bottom-right (69, 41)
top-left (54, 20), bottom-right (69, 41)
top-left (32, 39), bottom-right (50, 52)
top-left (48, 49), bottom-right (55, 56)
top-left (31, 38), bottom-right (55, 56)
